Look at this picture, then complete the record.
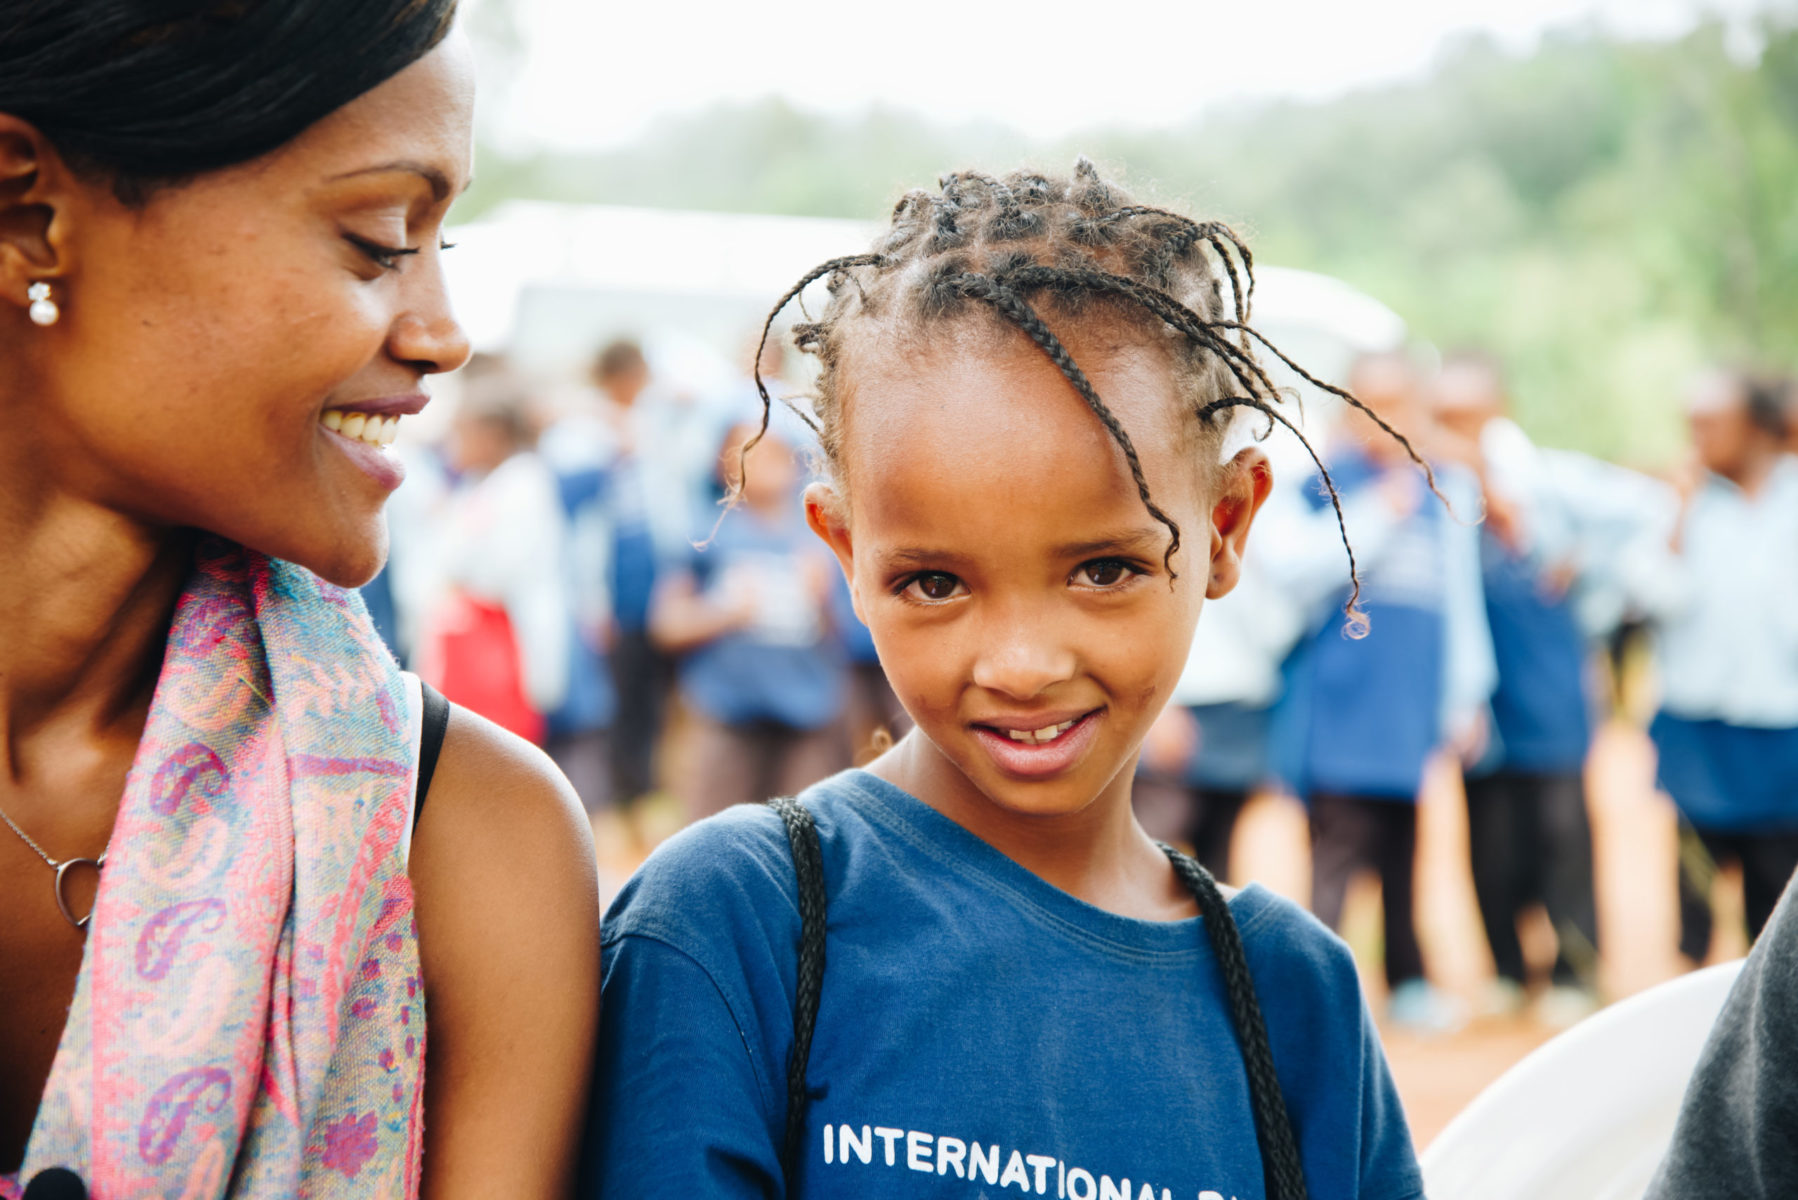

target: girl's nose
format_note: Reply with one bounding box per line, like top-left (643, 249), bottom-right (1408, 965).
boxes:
top-left (969, 617), bottom-right (1078, 701)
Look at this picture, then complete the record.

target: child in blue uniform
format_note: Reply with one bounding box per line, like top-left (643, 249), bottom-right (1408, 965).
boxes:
top-left (1432, 355), bottom-right (1600, 1023)
top-left (585, 163), bottom-right (1425, 1200)
top-left (1280, 353), bottom-right (1494, 1034)
top-left (650, 419), bottom-right (848, 822)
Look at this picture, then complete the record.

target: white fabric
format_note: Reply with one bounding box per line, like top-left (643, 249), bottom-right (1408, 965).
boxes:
top-left (1642, 456), bottom-right (1798, 726)
top-left (1422, 961), bottom-right (1745, 1200)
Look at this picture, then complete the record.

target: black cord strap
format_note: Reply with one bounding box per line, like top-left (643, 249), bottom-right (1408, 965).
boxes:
top-left (1163, 844), bottom-right (1309, 1200)
top-left (769, 795), bottom-right (828, 1189)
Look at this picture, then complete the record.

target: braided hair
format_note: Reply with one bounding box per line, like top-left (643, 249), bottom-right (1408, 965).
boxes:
top-left (746, 158), bottom-right (1439, 634)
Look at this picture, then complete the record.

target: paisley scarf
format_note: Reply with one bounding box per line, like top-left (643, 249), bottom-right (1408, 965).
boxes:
top-left (7, 541), bottom-right (425, 1199)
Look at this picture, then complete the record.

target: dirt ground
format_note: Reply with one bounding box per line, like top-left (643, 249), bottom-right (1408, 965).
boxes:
top-left (593, 717), bottom-right (1742, 1151)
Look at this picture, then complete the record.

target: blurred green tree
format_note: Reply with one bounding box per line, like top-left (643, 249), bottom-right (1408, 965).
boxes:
top-left (463, 13), bottom-right (1798, 466)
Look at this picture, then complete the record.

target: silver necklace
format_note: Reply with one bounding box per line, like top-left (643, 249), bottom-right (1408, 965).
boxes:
top-left (0, 804), bottom-right (105, 931)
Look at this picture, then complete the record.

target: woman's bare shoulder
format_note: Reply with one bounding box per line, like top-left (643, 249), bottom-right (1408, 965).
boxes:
top-left (406, 705), bottom-right (599, 1196)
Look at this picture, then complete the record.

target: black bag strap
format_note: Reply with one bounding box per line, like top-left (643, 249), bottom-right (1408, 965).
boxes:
top-left (1162, 843), bottom-right (1309, 1200)
top-left (415, 682), bottom-right (451, 831)
top-left (768, 795), bottom-right (827, 1187)
top-left (765, 799), bottom-right (1306, 1200)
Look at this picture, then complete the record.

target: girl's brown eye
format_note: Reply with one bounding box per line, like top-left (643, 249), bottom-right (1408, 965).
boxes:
top-left (916, 573), bottom-right (960, 600)
top-left (1078, 559), bottom-right (1132, 587)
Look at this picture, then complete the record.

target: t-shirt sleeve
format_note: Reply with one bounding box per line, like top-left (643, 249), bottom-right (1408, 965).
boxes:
top-left (1353, 996), bottom-right (1426, 1200)
top-left (1647, 885), bottom-right (1798, 1198)
top-left (583, 933), bottom-right (784, 1198)
top-left (581, 805), bottom-right (802, 1199)
top-left (1242, 894), bottom-right (1424, 1200)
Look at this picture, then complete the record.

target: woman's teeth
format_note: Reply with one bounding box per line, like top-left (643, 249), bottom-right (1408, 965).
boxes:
top-left (320, 409), bottom-right (400, 448)
top-left (1004, 718), bottom-right (1078, 745)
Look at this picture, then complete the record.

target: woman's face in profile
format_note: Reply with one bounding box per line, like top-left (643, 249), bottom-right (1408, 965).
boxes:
top-left (35, 35), bottom-right (476, 587)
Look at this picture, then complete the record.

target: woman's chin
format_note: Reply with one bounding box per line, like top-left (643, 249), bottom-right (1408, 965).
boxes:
top-left (243, 521), bottom-right (388, 588)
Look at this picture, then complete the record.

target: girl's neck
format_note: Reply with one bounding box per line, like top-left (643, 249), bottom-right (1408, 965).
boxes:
top-left (872, 732), bottom-right (1196, 922)
top-left (0, 486), bottom-right (190, 775)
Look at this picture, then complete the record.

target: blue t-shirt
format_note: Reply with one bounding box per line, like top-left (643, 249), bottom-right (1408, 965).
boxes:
top-left (1478, 531), bottom-right (1591, 775)
top-left (610, 466), bottom-right (661, 635)
top-left (1279, 456), bottom-right (1447, 802)
top-left (678, 507), bottom-right (844, 730)
top-left (585, 770), bottom-right (1423, 1200)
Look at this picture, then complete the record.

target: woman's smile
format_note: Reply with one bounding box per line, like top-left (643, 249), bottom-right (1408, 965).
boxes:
top-left (317, 392), bottom-right (431, 490)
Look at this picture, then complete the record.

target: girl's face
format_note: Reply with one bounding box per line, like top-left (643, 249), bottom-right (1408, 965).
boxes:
top-left (7, 37), bottom-right (475, 586)
top-left (809, 322), bottom-right (1269, 823)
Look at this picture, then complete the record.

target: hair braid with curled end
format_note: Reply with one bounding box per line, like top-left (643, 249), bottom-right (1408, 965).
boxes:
top-left (746, 158), bottom-right (1433, 635)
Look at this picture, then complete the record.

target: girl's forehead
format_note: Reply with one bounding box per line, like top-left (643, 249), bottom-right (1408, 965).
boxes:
top-left (838, 330), bottom-right (1203, 516)
top-left (846, 323), bottom-right (1182, 442)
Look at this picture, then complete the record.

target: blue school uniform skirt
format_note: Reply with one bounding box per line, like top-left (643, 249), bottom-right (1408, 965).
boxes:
top-left (1650, 712), bottom-right (1798, 832)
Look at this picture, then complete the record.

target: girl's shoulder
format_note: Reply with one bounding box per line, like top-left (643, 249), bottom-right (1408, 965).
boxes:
top-left (1230, 887), bottom-right (1370, 1027)
top-left (603, 772), bottom-right (872, 951)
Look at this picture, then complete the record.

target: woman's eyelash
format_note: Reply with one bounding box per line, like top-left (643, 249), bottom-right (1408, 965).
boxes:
top-left (346, 234), bottom-right (421, 271)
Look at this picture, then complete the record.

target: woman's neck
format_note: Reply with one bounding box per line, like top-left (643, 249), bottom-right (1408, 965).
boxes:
top-left (0, 489), bottom-right (190, 774)
top-left (872, 731), bottom-right (1196, 922)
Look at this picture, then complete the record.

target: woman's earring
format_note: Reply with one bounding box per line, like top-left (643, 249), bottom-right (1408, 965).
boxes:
top-left (27, 282), bottom-right (59, 327)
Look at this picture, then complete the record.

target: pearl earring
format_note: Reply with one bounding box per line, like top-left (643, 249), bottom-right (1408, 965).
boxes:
top-left (27, 282), bottom-right (59, 327)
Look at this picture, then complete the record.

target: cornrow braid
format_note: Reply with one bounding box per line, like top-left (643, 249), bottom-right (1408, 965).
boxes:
top-left (742, 252), bottom-right (886, 487)
top-left (942, 270), bottom-right (1186, 574)
top-left (745, 160), bottom-right (1436, 636)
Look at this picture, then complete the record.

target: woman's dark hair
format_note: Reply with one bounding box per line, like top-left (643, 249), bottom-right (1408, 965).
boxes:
top-left (746, 159), bottom-right (1437, 633)
top-left (0, 0), bottom-right (459, 202)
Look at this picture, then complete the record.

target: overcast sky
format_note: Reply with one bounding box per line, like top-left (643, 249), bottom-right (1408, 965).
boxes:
top-left (470, 0), bottom-right (1781, 152)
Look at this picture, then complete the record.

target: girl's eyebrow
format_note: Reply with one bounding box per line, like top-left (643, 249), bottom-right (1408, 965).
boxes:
top-left (879, 546), bottom-right (970, 570)
top-left (1053, 528), bottom-right (1165, 558)
top-left (878, 528), bottom-right (1163, 570)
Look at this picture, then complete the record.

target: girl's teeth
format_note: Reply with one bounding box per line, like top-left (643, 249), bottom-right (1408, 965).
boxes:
top-left (320, 410), bottom-right (401, 448)
top-left (1004, 718), bottom-right (1077, 745)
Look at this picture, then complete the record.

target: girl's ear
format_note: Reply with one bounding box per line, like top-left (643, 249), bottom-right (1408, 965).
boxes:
top-left (1206, 446), bottom-right (1273, 600)
top-left (804, 481), bottom-right (865, 620)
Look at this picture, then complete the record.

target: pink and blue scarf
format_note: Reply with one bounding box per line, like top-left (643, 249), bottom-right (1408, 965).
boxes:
top-left (7, 540), bottom-right (425, 1199)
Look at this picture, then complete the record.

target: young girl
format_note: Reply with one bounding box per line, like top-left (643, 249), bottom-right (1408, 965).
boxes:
top-left (586, 162), bottom-right (1425, 1199)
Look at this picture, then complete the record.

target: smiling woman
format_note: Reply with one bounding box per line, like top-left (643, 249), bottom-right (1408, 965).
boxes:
top-left (0, 5), bottom-right (598, 1200)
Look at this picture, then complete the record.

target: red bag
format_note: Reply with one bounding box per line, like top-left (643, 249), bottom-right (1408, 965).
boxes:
top-left (417, 591), bottom-right (545, 745)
